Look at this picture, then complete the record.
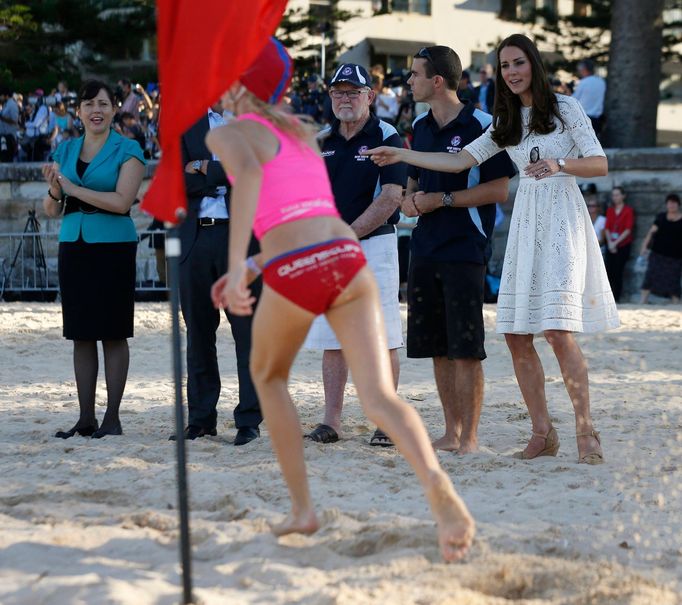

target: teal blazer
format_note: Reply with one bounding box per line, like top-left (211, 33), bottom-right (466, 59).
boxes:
top-left (52, 130), bottom-right (146, 243)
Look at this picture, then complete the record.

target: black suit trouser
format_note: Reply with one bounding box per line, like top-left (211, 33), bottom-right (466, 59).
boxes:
top-left (605, 244), bottom-right (631, 303)
top-left (178, 223), bottom-right (262, 430)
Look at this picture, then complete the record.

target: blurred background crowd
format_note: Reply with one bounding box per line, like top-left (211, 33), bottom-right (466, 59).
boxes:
top-left (0, 59), bottom-right (604, 163)
top-left (0, 79), bottom-right (160, 163)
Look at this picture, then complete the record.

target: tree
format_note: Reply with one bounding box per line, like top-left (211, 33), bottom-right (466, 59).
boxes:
top-left (278, 0), bottom-right (360, 79)
top-left (602, 0), bottom-right (666, 147)
top-left (500, 1), bottom-right (611, 70)
top-left (499, 0), bottom-right (681, 147)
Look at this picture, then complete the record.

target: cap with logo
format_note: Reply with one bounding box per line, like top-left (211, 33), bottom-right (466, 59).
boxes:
top-left (240, 37), bottom-right (293, 105)
top-left (330, 64), bottom-right (371, 88)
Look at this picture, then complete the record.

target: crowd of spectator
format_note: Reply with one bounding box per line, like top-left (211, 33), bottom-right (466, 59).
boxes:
top-left (0, 78), bottom-right (161, 163)
top-left (279, 58), bottom-right (605, 152)
top-left (0, 60), bottom-right (606, 164)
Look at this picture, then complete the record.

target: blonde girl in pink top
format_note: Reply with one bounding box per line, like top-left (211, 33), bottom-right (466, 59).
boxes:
top-left (207, 39), bottom-right (474, 561)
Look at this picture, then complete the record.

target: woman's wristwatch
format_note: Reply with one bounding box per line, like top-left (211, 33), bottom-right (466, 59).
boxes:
top-left (557, 158), bottom-right (566, 172)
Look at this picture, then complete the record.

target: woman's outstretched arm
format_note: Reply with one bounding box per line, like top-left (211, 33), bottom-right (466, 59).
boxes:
top-left (362, 146), bottom-right (477, 173)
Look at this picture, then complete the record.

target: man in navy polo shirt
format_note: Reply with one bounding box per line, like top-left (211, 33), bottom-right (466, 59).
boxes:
top-left (303, 63), bottom-right (406, 446)
top-left (404, 46), bottom-right (515, 454)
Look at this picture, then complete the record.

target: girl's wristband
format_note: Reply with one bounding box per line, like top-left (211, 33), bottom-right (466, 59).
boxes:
top-left (245, 255), bottom-right (262, 276)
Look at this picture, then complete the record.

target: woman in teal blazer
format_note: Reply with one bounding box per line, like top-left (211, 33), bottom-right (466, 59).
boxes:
top-left (42, 80), bottom-right (145, 439)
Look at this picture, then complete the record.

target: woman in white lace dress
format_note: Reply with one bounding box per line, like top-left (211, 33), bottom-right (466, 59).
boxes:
top-left (366, 34), bottom-right (618, 464)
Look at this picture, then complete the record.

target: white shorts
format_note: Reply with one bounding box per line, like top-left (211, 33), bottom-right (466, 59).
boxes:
top-left (303, 232), bottom-right (404, 350)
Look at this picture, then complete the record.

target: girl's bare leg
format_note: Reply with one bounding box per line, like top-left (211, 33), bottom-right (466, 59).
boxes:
top-left (325, 268), bottom-right (475, 561)
top-left (250, 286), bottom-right (319, 536)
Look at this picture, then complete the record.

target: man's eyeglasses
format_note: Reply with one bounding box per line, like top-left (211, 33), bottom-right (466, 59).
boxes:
top-left (329, 89), bottom-right (366, 100)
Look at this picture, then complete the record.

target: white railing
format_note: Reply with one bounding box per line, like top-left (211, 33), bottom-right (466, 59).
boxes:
top-left (0, 229), bottom-right (168, 301)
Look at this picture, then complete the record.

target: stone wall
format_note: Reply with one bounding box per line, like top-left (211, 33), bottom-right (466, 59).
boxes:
top-left (2, 149), bottom-right (682, 301)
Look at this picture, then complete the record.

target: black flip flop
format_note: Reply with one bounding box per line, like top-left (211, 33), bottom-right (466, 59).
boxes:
top-left (369, 428), bottom-right (394, 447)
top-left (305, 423), bottom-right (339, 443)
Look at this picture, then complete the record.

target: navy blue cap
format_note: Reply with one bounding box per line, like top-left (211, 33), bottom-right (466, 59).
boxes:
top-left (330, 64), bottom-right (371, 88)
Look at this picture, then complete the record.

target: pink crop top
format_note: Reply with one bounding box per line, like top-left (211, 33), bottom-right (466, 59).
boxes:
top-left (230, 113), bottom-right (338, 239)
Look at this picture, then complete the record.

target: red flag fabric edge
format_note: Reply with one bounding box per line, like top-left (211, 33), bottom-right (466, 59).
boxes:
top-left (141, 0), bottom-right (289, 224)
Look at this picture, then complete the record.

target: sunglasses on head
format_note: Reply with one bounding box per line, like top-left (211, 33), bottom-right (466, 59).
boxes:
top-left (416, 47), bottom-right (441, 77)
top-left (417, 47), bottom-right (434, 62)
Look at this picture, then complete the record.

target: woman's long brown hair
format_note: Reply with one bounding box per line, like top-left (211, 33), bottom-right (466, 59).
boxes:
top-left (491, 34), bottom-right (565, 148)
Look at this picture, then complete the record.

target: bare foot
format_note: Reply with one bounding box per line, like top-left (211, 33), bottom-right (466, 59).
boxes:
top-left (426, 470), bottom-right (475, 562)
top-left (455, 441), bottom-right (478, 455)
top-left (270, 509), bottom-right (320, 537)
top-left (432, 434), bottom-right (460, 452)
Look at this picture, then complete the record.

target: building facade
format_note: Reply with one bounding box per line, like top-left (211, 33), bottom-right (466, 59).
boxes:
top-left (284, 0), bottom-right (599, 73)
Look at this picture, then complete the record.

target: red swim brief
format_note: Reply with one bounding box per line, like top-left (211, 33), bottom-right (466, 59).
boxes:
top-left (262, 238), bottom-right (367, 315)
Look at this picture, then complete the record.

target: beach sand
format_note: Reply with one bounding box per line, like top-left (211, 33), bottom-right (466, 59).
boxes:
top-left (0, 302), bottom-right (680, 604)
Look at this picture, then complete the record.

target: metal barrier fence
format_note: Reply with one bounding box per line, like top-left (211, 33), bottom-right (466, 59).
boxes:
top-left (0, 226), bottom-right (168, 302)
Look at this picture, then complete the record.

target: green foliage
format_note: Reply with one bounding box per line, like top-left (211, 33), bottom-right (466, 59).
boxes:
top-left (505, 0), bottom-right (681, 70)
top-left (0, 4), bottom-right (38, 40)
top-left (512, 0), bottom-right (611, 70)
top-left (0, 0), bottom-right (156, 94)
top-left (279, 0), bottom-right (361, 80)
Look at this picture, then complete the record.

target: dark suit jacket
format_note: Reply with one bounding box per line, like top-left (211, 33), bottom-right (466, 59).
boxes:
top-left (474, 81), bottom-right (495, 113)
top-left (179, 114), bottom-right (230, 262)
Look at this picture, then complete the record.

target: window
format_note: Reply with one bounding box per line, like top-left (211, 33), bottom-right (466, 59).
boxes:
top-left (519, 0), bottom-right (535, 19)
top-left (392, 0), bottom-right (431, 15)
top-left (498, 0), bottom-right (560, 21)
top-left (498, 0), bottom-right (518, 20)
top-left (574, 1), bottom-right (590, 17)
top-left (542, 0), bottom-right (557, 14)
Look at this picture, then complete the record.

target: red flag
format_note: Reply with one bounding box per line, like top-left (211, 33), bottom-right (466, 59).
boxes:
top-left (141, 0), bottom-right (288, 223)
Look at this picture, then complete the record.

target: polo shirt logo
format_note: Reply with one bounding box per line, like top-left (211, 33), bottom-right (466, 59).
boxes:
top-left (321, 150), bottom-right (335, 157)
top-left (445, 135), bottom-right (462, 153)
top-left (354, 145), bottom-right (369, 161)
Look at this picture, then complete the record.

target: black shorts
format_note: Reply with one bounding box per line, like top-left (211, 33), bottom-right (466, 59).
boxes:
top-left (406, 258), bottom-right (486, 360)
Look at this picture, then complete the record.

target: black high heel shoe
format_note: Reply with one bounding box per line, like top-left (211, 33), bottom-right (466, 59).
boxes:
top-left (55, 421), bottom-right (99, 439)
top-left (91, 423), bottom-right (123, 439)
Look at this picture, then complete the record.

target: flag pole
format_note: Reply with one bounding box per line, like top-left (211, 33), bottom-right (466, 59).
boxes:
top-left (165, 226), bottom-right (194, 604)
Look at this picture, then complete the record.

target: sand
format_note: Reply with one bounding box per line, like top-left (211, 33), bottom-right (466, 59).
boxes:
top-left (0, 301), bottom-right (680, 604)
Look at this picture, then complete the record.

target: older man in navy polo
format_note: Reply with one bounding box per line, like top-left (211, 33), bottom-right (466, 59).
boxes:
top-left (303, 63), bottom-right (406, 446)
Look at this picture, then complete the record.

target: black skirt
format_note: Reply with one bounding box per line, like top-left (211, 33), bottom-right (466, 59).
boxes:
top-left (58, 238), bottom-right (137, 340)
top-left (641, 251), bottom-right (682, 298)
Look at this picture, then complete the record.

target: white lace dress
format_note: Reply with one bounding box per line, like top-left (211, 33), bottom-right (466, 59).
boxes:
top-left (464, 94), bottom-right (619, 334)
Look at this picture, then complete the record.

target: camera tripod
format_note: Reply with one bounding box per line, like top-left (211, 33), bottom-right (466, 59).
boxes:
top-left (1, 209), bottom-right (51, 300)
